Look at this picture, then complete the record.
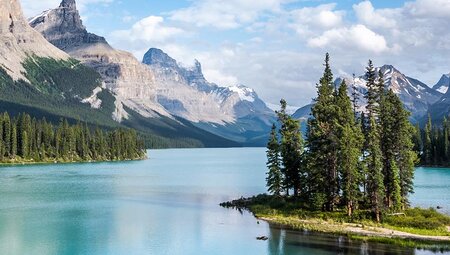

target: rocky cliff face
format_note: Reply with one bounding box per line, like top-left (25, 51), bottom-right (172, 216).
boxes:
top-left (30, 0), bottom-right (168, 121)
top-left (30, 0), bottom-right (274, 144)
top-left (143, 48), bottom-right (274, 126)
top-left (143, 48), bottom-right (275, 144)
top-left (0, 0), bottom-right (68, 80)
top-left (432, 74), bottom-right (450, 94)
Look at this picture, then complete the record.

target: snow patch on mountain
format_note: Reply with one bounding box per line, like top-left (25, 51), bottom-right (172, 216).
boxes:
top-left (228, 85), bottom-right (255, 102)
top-left (432, 73), bottom-right (450, 95)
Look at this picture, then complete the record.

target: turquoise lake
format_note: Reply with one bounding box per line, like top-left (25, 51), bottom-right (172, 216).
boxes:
top-left (0, 148), bottom-right (448, 255)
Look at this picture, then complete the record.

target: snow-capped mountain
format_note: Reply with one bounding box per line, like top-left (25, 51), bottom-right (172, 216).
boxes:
top-left (432, 73), bottom-right (450, 94)
top-left (294, 65), bottom-right (443, 122)
top-left (29, 0), bottom-right (275, 145)
top-left (143, 48), bottom-right (275, 144)
top-left (0, 0), bottom-right (239, 148)
top-left (339, 65), bottom-right (441, 120)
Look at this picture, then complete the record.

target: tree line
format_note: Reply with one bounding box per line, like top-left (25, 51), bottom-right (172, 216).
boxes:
top-left (415, 116), bottom-right (450, 166)
top-left (266, 54), bottom-right (417, 222)
top-left (0, 112), bottom-right (146, 163)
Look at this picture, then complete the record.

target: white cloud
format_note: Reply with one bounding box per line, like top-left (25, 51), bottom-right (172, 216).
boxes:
top-left (111, 16), bottom-right (184, 44)
top-left (61, 0), bottom-right (450, 107)
top-left (169, 0), bottom-right (290, 29)
top-left (21, 0), bottom-right (113, 17)
top-left (405, 0), bottom-right (450, 18)
top-left (353, 1), bottom-right (397, 28)
top-left (308, 25), bottom-right (389, 54)
top-left (289, 4), bottom-right (345, 36)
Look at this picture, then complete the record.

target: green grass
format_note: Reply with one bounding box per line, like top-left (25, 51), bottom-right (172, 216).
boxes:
top-left (221, 194), bottom-right (450, 249)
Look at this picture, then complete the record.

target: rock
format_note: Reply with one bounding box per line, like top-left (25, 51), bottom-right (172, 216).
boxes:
top-left (0, 0), bottom-right (68, 80)
top-left (30, 0), bottom-right (275, 144)
top-left (30, 0), bottom-right (169, 122)
top-left (143, 48), bottom-right (275, 134)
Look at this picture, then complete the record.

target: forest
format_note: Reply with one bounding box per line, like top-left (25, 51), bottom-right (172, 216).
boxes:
top-left (415, 116), bottom-right (450, 166)
top-left (0, 112), bottom-right (146, 164)
top-left (266, 54), bottom-right (416, 222)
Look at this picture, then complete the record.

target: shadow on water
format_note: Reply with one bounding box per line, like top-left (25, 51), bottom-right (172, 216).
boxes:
top-left (266, 224), bottom-right (426, 255)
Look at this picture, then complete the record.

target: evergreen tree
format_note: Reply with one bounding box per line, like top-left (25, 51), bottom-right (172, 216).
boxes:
top-left (277, 99), bottom-right (304, 197)
top-left (306, 53), bottom-right (339, 211)
top-left (335, 81), bottom-right (364, 217)
top-left (423, 115), bottom-right (432, 165)
top-left (365, 60), bottom-right (378, 116)
top-left (351, 73), bottom-right (359, 117)
top-left (0, 112), bottom-right (146, 163)
top-left (266, 124), bottom-right (283, 196)
top-left (365, 116), bottom-right (385, 222)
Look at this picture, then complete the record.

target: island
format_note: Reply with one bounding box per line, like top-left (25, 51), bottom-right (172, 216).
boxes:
top-left (0, 112), bottom-right (146, 164)
top-left (222, 55), bottom-right (450, 250)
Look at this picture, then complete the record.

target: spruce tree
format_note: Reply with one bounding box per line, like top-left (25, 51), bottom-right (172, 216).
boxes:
top-left (365, 60), bottom-right (378, 116)
top-left (423, 115), bottom-right (432, 165)
top-left (277, 99), bottom-right (304, 196)
top-left (390, 92), bottom-right (417, 208)
top-left (266, 124), bottom-right (283, 196)
top-left (336, 81), bottom-right (364, 216)
top-left (306, 53), bottom-right (340, 211)
top-left (365, 116), bottom-right (385, 222)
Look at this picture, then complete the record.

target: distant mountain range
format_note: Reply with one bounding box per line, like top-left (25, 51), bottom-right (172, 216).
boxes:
top-left (293, 65), bottom-right (449, 125)
top-left (0, 0), bottom-right (449, 149)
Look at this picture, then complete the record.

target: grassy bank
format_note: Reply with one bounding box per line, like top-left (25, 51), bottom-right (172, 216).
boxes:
top-left (221, 194), bottom-right (450, 250)
top-left (0, 155), bottom-right (148, 167)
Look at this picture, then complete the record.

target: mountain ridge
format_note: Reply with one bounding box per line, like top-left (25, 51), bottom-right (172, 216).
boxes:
top-left (0, 0), bottom-right (239, 148)
top-left (294, 65), bottom-right (443, 123)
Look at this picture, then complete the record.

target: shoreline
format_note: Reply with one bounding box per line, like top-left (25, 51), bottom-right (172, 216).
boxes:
top-left (0, 156), bottom-right (148, 167)
top-left (257, 215), bottom-right (450, 245)
top-left (221, 196), bottom-right (450, 250)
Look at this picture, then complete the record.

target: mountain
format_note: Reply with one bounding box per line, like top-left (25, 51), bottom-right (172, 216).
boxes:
top-left (432, 73), bottom-right (450, 94)
top-left (426, 74), bottom-right (450, 125)
top-left (0, 0), bottom-right (237, 148)
top-left (29, 0), bottom-right (168, 121)
top-left (143, 48), bottom-right (275, 145)
top-left (0, 0), bottom-right (68, 80)
top-left (29, 0), bottom-right (273, 146)
top-left (292, 104), bottom-right (313, 121)
top-left (294, 65), bottom-right (442, 122)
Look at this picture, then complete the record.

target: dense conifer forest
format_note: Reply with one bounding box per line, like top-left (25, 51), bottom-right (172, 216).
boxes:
top-left (266, 54), bottom-right (417, 222)
top-left (416, 116), bottom-right (450, 166)
top-left (0, 112), bottom-right (146, 164)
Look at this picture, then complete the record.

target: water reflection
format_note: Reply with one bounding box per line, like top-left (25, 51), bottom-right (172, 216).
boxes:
top-left (0, 149), bottom-right (448, 255)
top-left (266, 224), bottom-right (420, 255)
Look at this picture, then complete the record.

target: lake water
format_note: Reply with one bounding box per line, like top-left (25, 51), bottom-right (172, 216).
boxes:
top-left (0, 148), bottom-right (448, 255)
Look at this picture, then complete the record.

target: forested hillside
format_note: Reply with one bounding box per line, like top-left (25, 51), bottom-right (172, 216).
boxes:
top-left (0, 57), bottom-right (239, 148)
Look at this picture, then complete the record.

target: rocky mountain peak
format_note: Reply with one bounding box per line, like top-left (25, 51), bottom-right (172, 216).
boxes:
top-left (0, 0), bottom-right (68, 80)
top-left (0, 0), bottom-right (29, 33)
top-left (60, 0), bottom-right (77, 9)
top-left (333, 65), bottom-right (442, 121)
top-left (143, 48), bottom-right (178, 69)
top-left (433, 73), bottom-right (450, 94)
top-left (30, 0), bottom-right (107, 51)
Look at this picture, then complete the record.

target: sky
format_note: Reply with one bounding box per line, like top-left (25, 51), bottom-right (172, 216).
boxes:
top-left (21, 0), bottom-right (450, 108)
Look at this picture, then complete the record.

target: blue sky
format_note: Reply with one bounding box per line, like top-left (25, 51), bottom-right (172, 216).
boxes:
top-left (22, 0), bottom-right (450, 108)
